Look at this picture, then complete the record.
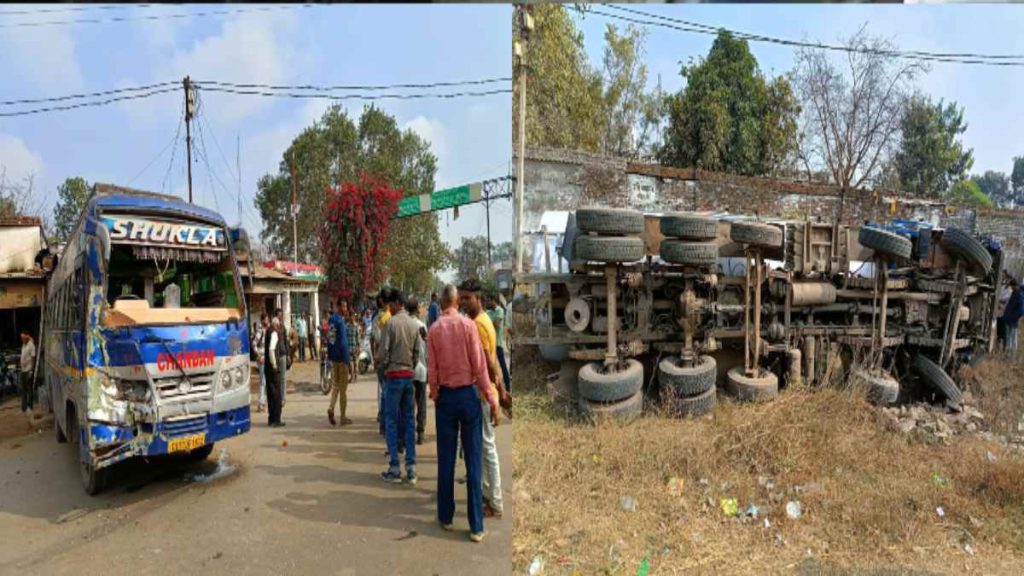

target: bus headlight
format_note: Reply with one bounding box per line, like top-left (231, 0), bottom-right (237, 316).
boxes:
top-left (231, 366), bottom-right (245, 389)
top-left (219, 370), bottom-right (233, 390)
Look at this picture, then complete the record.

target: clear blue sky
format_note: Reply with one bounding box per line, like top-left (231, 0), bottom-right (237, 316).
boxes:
top-left (0, 4), bottom-right (513, 260)
top-left (576, 3), bottom-right (1024, 176)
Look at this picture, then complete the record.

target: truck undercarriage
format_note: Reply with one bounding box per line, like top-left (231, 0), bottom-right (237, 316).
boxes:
top-left (515, 208), bottom-right (1003, 422)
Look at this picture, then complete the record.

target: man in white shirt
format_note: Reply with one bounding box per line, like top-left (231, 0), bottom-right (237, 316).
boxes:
top-left (406, 298), bottom-right (429, 445)
top-left (20, 331), bottom-right (36, 413)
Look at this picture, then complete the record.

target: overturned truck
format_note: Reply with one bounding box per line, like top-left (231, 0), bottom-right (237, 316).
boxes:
top-left (514, 208), bottom-right (1003, 422)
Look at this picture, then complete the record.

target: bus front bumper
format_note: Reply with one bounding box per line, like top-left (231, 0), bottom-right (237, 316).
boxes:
top-left (87, 405), bottom-right (251, 469)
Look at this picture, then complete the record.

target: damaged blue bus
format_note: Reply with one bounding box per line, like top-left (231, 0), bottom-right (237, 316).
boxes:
top-left (45, 184), bottom-right (251, 494)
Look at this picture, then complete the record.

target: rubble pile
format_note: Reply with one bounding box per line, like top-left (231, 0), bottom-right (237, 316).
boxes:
top-left (880, 391), bottom-right (1024, 452)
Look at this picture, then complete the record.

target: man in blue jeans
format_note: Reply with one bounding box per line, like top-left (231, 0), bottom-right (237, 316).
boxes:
top-left (427, 284), bottom-right (500, 542)
top-left (379, 288), bottom-right (420, 484)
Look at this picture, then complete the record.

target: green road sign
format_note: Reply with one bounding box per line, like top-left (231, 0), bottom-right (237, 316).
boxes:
top-left (396, 182), bottom-right (484, 218)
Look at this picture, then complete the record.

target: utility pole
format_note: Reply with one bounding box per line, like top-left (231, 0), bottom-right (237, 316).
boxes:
top-left (513, 5), bottom-right (533, 273)
top-left (183, 76), bottom-right (195, 203)
top-left (485, 187), bottom-right (493, 270)
top-left (290, 151), bottom-right (299, 266)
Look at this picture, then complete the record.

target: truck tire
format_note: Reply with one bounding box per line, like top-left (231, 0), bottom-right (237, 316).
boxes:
top-left (579, 389), bottom-right (643, 424)
top-left (725, 366), bottom-right (779, 402)
top-left (576, 208), bottom-right (645, 235)
top-left (850, 369), bottom-right (899, 405)
top-left (858, 227), bottom-right (912, 260)
top-left (729, 221), bottom-right (782, 248)
top-left (912, 354), bottom-right (962, 406)
top-left (660, 240), bottom-right (719, 267)
top-left (663, 385), bottom-right (716, 418)
top-left (658, 355), bottom-right (716, 396)
top-left (575, 235), bottom-right (645, 263)
top-left (578, 359), bottom-right (644, 403)
top-left (660, 213), bottom-right (718, 240)
top-left (941, 227), bottom-right (993, 273)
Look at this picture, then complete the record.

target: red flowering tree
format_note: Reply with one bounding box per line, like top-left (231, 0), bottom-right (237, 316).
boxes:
top-left (319, 173), bottom-right (403, 302)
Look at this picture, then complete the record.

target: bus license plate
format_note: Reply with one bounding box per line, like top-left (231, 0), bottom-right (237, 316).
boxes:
top-left (168, 433), bottom-right (206, 453)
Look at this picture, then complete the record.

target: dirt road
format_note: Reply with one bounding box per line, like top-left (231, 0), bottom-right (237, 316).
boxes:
top-left (0, 361), bottom-right (512, 575)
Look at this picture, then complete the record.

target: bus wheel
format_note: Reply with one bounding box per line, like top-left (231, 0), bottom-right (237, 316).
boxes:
top-left (79, 451), bottom-right (106, 496)
top-left (188, 443), bottom-right (216, 462)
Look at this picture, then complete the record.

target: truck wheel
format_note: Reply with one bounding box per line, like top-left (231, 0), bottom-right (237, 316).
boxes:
top-left (729, 221), bottom-right (782, 248)
top-left (578, 359), bottom-right (644, 403)
top-left (188, 443), bottom-right (216, 462)
top-left (663, 385), bottom-right (716, 418)
top-left (660, 241), bottom-right (719, 267)
top-left (858, 227), bottom-right (912, 260)
top-left (660, 213), bottom-right (718, 240)
top-left (940, 227), bottom-right (993, 274)
top-left (576, 207), bottom-right (645, 235)
top-left (579, 389), bottom-right (643, 424)
top-left (850, 369), bottom-right (899, 405)
top-left (575, 235), bottom-right (645, 263)
top-left (658, 355), bottom-right (716, 396)
top-left (912, 355), bottom-right (962, 406)
top-left (725, 366), bottom-right (779, 402)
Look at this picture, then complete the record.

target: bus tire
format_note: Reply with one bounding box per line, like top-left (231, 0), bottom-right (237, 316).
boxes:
top-left (78, 435), bottom-right (106, 496)
top-left (940, 227), bottom-right (993, 274)
top-left (658, 355), bottom-right (716, 396)
top-left (663, 385), bottom-right (717, 418)
top-left (578, 390), bottom-right (643, 424)
top-left (578, 359), bottom-right (644, 403)
top-left (188, 443), bottom-right (216, 462)
top-left (912, 355), bottom-right (962, 406)
top-left (660, 241), bottom-right (719, 267)
top-left (660, 213), bottom-right (718, 240)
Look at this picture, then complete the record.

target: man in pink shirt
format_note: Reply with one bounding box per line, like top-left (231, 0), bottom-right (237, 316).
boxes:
top-left (428, 284), bottom-right (499, 543)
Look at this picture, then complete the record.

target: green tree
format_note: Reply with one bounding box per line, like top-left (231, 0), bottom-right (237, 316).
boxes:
top-left (1011, 156), bottom-right (1024, 206)
top-left (971, 170), bottom-right (1009, 206)
top-left (600, 24), bottom-right (662, 158)
top-left (53, 177), bottom-right (91, 242)
top-left (659, 30), bottom-right (800, 175)
top-left (894, 96), bottom-right (973, 198)
top-left (453, 235), bottom-right (492, 283)
top-left (948, 179), bottom-right (993, 208)
top-left (516, 4), bottom-right (604, 153)
top-left (255, 105), bottom-right (449, 292)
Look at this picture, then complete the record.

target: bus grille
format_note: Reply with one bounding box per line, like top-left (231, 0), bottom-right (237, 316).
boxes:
top-left (153, 372), bottom-right (215, 402)
top-left (161, 414), bottom-right (208, 437)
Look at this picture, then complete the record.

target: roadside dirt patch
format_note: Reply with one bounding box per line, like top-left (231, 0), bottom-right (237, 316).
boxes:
top-left (514, 353), bottom-right (1024, 574)
top-left (0, 399), bottom-right (35, 444)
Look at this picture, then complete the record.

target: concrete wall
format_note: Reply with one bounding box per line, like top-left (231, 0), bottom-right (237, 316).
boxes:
top-left (519, 146), bottom-right (1024, 277)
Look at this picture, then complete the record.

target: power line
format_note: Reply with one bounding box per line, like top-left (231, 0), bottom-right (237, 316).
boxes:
top-left (593, 5), bottom-right (1024, 67)
top-left (194, 86), bottom-right (512, 101)
top-left (193, 116), bottom-right (223, 213)
top-left (162, 101), bottom-right (184, 195)
top-left (0, 86), bottom-right (178, 118)
top-left (0, 4), bottom-right (310, 29)
top-left (194, 77), bottom-right (512, 92)
top-left (0, 81), bottom-right (178, 107)
top-left (127, 114), bottom-right (184, 187)
top-left (0, 4), bottom-right (149, 17)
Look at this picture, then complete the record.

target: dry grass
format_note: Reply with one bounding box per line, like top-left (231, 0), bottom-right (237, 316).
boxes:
top-left (513, 352), bottom-right (1024, 575)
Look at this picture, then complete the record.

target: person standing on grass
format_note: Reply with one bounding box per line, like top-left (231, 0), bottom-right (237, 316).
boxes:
top-left (19, 331), bottom-right (36, 413)
top-left (407, 297), bottom-right (429, 445)
top-left (1005, 277), bottom-right (1024, 355)
top-left (429, 284), bottom-right (499, 542)
top-left (326, 299), bottom-right (352, 427)
top-left (264, 317), bottom-right (286, 427)
top-left (458, 279), bottom-right (511, 520)
top-left (485, 292), bottom-right (511, 394)
top-left (379, 289), bottom-right (420, 485)
top-left (254, 314), bottom-right (268, 412)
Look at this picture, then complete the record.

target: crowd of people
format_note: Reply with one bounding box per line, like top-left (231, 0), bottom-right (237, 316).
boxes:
top-left (248, 280), bottom-right (514, 542)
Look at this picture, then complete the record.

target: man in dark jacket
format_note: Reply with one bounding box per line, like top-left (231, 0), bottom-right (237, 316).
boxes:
top-left (1004, 278), bottom-right (1024, 355)
top-left (264, 317), bottom-right (286, 427)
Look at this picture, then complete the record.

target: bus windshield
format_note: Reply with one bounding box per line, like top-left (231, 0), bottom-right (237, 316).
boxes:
top-left (99, 217), bottom-right (243, 327)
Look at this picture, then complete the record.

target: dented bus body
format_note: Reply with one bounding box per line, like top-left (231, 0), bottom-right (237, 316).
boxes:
top-left (45, 184), bottom-right (251, 494)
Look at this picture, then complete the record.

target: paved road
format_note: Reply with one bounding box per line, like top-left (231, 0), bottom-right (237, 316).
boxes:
top-left (0, 361), bottom-right (512, 575)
